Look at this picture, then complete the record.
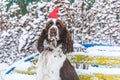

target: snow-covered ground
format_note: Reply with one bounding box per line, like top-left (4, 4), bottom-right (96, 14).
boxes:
top-left (0, 45), bottom-right (120, 80)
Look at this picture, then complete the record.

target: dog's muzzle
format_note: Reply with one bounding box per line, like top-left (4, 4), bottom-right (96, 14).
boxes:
top-left (50, 28), bottom-right (57, 36)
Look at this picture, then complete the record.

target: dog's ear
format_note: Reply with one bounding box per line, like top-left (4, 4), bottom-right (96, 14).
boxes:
top-left (37, 29), bottom-right (47, 52)
top-left (61, 27), bottom-right (73, 54)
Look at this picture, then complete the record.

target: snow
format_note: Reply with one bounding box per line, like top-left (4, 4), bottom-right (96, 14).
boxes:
top-left (4, 73), bottom-right (36, 80)
top-left (14, 62), bottom-right (33, 71)
top-left (77, 66), bottom-right (120, 75)
top-left (0, 63), bottom-right (9, 72)
top-left (0, 0), bottom-right (120, 80)
top-left (87, 46), bottom-right (120, 52)
top-left (77, 51), bottom-right (120, 58)
top-left (1, 31), bottom-right (11, 38)
top-left (0, 45), bottom-right (120, 80)
top-left (18, 32), bottom-right (29, 51)
top-left (72, 45), bottom-right (120, 58)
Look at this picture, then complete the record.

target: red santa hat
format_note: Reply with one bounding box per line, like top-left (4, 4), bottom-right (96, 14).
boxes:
top-left (49, 7), bottom-right (59, 18)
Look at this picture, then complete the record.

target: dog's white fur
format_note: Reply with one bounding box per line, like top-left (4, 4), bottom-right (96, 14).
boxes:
top-left (36, 40), bottom-right (66, 80)
top-left (48, 19), bottom-right (59, 41)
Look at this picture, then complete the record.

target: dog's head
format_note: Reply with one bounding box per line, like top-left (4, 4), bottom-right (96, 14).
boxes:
top-left (37, 19), bottom-right (73, 54)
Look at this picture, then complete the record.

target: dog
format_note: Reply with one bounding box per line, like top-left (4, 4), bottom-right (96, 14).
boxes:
top-left (36, 18), bottom-right (79, 80)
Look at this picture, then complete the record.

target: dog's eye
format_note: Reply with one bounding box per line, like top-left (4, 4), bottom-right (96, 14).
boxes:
top-left (56, 23), bottom-right (61, 29)
top-left (48, 22), bottom-right (53, 27)
top-left (47, 22), bottom-right (53, 28)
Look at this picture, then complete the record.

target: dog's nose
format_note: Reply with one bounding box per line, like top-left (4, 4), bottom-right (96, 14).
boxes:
top-left (50, 28), bottom-right (56, 33)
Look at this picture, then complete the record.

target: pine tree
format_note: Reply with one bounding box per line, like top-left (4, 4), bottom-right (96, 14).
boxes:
top-left (0, 0), bottom-right (9, 31)
top-left (85, 0), bottom-right (120, 45)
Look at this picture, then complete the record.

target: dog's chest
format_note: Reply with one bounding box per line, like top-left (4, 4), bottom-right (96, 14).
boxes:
top-left (37, 49), bottom-right (66, 80)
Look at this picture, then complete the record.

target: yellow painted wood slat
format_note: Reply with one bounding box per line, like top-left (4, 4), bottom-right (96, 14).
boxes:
top-left (78, 74), bottom-right (120, 80)
top-left (68, 54), bottom-right (120, 66)
top-left (14, 69), bottom-right (120, 80)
